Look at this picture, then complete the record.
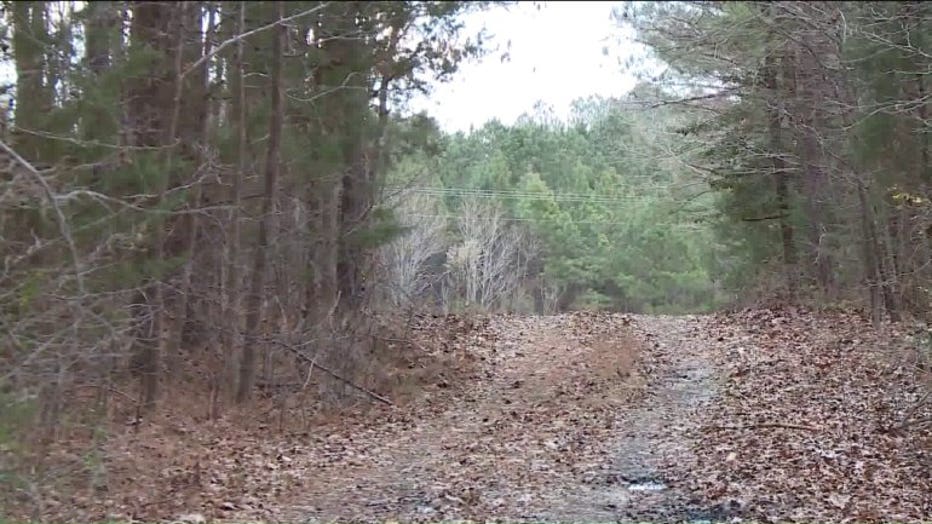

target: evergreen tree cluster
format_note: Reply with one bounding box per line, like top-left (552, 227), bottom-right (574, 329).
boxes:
top-left (626, 1), bottom-right (931, 322)
top-left (381, 95), bottom-right (722, 314)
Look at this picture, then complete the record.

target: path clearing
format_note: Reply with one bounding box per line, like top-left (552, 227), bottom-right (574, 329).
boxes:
top-left (287, 313), bottom-right (730, 522)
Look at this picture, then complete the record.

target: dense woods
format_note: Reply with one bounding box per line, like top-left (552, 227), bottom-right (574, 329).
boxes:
top-left (626, 1), bottom-right (932, 323)
top-left (0, 1), bottom-right (492, 505)
top-left (382, 95), bottom-right (721, 314)
top-left (0, 0), bottom-right (487, 418)
top-left (0, 1), bottom-right (929, 520)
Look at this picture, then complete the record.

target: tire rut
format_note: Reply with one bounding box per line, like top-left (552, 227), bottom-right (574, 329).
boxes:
top-left (537, 315), bottom-right (722, 522)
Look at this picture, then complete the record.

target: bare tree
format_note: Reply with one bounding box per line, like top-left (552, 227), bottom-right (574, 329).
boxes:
top-left (377, 191), bottom-right (448, 308)
top-left (445, 198), bottom-right (531, 311)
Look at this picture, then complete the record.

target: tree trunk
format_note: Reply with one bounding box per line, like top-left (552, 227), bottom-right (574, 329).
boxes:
top-left (786, 39), bottom-right (836, 295)
top-left (763, 32), bottom-right (798, 296)
top-left (237, 1), bottom-right (284, 404)
top-left (328, 2), bottom-right (374, 310)
top-left (909, 1), bottom-right (932, 317)
top-left (856, 182), bottom-right (899, 323)
top-left (167, 2), bottom-right (214, 376)
top-left (5, 2), bottom-right (53, 266)
top-left (828, 8), bottom-right (903, 322)
top-left (857, 183), bottom-right (883, 325)
top-left (309, 2), bottom-right (370, 316)
top-left (82, 1), bottom-right (119, 146)
top-left (126, 0), bottom-right (179, 412)
top-left (223, 0), bottom-right (248, 403)
top-left (12, 1), bottom-right (52, 162)
top-left (911, 1), bottom-right (930, 186)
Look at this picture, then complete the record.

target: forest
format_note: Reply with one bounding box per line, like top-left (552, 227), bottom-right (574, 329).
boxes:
top-left (0, 1), bottom-right (929, 522)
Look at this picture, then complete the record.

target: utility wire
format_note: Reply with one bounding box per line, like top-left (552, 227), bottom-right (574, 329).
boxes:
top-left (386, 185), bottom-right (666, 198)
top-left (385, 185), bottom-right (708, 201)
top-left (401, 213), bottom-right (710, 230)
top-left (387, 187), bottom-right (666, 205)
top-left (386, 183), bottom-right (664, 195)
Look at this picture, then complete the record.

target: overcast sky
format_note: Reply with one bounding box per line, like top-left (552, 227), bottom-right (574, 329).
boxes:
top-left (408, 1), bottom-right (646, 133)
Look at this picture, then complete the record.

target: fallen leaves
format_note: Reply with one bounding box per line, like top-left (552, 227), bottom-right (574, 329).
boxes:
top-left (8, 308), bottom-right (930, 523)
top-left (681, 307), bottom-right (932, 522)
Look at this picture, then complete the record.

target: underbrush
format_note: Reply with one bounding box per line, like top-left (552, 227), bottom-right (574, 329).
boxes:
top-left (0, 312), bottom-right (493, 523)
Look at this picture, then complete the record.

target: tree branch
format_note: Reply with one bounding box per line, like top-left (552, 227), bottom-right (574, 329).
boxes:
top-left (181, 2), bottom-right (332, 80)
top-left (741, 213), bottom-right (788, 222)
top-left (0, 139), bottom-right (85, 297)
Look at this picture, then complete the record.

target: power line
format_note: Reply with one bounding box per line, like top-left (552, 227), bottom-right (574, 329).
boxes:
top-left (387, 185), bottom-right (662, 198)
top-left (400, 213), bottom-right (710, 230)
top-left (385, 185), bottom-right (708, 201)
top-left (386, 187), bottom-right (664, 205)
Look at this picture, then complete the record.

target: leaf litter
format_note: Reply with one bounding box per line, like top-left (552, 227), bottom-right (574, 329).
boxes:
top-left (12, 309), bottom-right (930, 523)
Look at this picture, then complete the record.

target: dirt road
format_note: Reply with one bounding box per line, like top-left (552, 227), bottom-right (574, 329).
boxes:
top-left (280, 311), bottom-right (929, 523)
top-left (72, 310), bottom-right (927, 523)
top-left (285, 313), bottom-right (730, 522)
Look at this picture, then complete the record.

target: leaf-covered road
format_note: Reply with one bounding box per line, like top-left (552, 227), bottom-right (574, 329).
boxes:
top-left (288, 312), bottom-right (661, 522)
top-left (281, 311), bottom-right (929, 523)
top-left (53, 310), bottom-right (929, 523)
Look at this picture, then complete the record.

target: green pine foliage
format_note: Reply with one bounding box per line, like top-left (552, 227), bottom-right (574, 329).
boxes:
top-left (389, 96), bottom-right (726, 313)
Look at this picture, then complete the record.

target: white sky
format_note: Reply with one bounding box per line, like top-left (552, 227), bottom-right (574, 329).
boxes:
top-left (408, 1), bottom-right (646, 133)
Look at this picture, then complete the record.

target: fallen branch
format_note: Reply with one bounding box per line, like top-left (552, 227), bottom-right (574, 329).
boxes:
top-left (891, 416), bottom-right (931, 432)
top-left (75, 384), bottom-right (139, 405)
top-left (277, 342), bottom-right (393, 405)
top-left (741, 213), bottom-right (788, 222)
top-left (703, 423), bottom-right (819, 432)
top-left (891, 389), bottom-right (931, 432)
